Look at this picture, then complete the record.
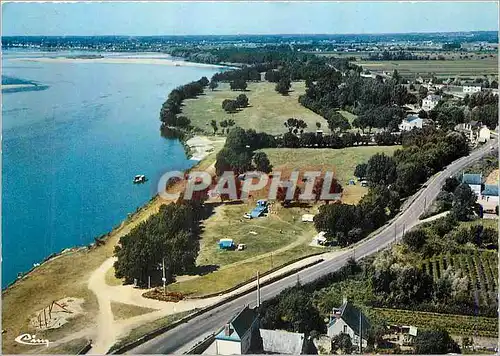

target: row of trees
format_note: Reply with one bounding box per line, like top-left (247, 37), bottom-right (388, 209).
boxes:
top-left (159, 76), bottom-right (210, 129)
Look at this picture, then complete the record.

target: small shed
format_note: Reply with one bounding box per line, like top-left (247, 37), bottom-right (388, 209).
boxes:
top-left (219, 238), bottom-right (235, 250)
top-left (301, 214), bottom-right (315, 222)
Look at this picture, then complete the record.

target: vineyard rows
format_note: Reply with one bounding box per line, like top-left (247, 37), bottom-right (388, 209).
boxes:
top-left (372, 307), bottom-right (498, 338)
top-left (421, 251), bottom-right (498, 308)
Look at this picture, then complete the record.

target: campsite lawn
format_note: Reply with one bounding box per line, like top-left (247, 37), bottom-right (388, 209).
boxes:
top-left (182, 81), bottom-right (329, 135)
top-left (357, 58), bottom-right (498, 78)
top-left (260, 146), bottom-right (401, 204)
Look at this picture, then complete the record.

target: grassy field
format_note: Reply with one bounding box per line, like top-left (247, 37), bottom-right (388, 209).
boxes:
top-left (357, 59), bottom-right (498, 78)
top-left (110, 302), bottom-right (157, 321)
top-left (167, 199), bottom-right (326, 297)
top-left (182, 81), bottom-right (329, 135)
top-left (168, 243), bottom-right (323, 297)
top-left (369, 307), bottom-right (498, 338)
top-left (260, 146), bottom-right (400, 204)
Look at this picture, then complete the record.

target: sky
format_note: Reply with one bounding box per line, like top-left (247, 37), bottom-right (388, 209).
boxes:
top-left (2, 1), bottom-right (499, 36)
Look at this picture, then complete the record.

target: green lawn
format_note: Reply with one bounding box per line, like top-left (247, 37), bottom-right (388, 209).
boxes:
top-left (182, 81), bottom-right (328, 135)
top-left (261, 146), bottom-right (400, 204)
top-left (357, 59), bottom-right (498, 78)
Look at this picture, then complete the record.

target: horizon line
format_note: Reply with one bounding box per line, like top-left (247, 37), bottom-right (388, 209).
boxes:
top-left (2, 30), bottom-right (498, 38)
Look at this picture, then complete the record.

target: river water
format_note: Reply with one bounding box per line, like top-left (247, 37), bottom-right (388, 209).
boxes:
top-left (2, 50), bottom-right (220, 287)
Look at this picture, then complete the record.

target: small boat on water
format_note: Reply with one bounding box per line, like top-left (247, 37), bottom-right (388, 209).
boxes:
top-left (133, 175), bottom-right (147, 184)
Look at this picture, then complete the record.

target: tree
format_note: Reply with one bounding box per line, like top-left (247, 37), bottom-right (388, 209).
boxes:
top-left (366, 153), bottom-right (397, 186)
top-left (442, 177), bottom-right (460, 193)
top-left (418, 85), bottom-right (428, 100)
top-left (331, 333), bottom-right (353, 354)
top-left (236, 94), bottom-right (249, 108)
top-left (113, 204), bottom-right (199, 285)
top-left (253, 152), bottom-right (272, 173)
top-left (198, 76), bottom-right (209, 87)
top-left (316, 122), bottom-right (321, 130)
top-left (220, 120), bottom-right (228, 134)
top-left (260, 287), bottom-right (325, 334)
top-left (230, 79), bottom-right (247, 91)
top-left (209, 80), bottom-right (218, 91)
top-left (222, 99), bottom-right (239, 113)
top-left (354, 163), bottom-right (368, 179)
top-left (326, 110), bottom-right (351, 133)
top-left (276, 77), bottom-right (291, 95)
top-left (451, 183), bottom-right (477, 221)
top-left (282, 132), bottom-right (300, 148)
top-left (402, 229), bottom-right (428, 252)
top-left (415, 328), bottom-right (461, 354)
top-left (210, 120), bottom-right (218, 134)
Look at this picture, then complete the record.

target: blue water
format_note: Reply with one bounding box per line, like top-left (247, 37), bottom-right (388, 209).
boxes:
top-left (2, 50), bottom-right (220, 287)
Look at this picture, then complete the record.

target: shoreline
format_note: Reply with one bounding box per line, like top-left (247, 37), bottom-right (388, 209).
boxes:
top-left (10, 56), bottom-right (238, 70)
top-left (2, 135), bottom-right (222, 291)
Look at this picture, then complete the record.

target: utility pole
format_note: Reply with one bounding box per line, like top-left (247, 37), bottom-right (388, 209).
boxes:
top-left (402, 223), bottom-right (405, 237)
top-left (162, 257), bottom-right (166, 296)
top-left (256, 271), bottom-right (261, 308)
top-left (359, 311), bottom-right (362, 354)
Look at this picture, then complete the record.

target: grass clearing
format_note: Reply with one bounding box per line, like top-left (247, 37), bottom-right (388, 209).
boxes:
top-left (183, 81), bottom-right (328, 135)
top-left (357, 59), bottom-right (498, 78)
top-left (260, 146), bottom-right (400, 204)
top-left (168, 243), bottom-right (324, 297)
top-left (110, 302), bottom-right (158, 321)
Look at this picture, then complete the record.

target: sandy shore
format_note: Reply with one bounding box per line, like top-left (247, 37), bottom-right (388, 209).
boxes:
top-left (11, 56), bottom-right (236, 69)
top-left (186, 136), bottom-right (225, 161)
top-left (1, 83), bottom-right (37, 90)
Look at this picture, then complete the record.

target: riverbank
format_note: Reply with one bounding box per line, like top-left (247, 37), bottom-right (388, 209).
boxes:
top-left (1, 136), bottom-right (222, 354)
top-left (11, 56), bottom-right (237, 70)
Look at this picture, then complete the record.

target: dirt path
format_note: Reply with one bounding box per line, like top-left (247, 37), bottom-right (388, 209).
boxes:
top-left (485, 169), bottom-right (499, 184)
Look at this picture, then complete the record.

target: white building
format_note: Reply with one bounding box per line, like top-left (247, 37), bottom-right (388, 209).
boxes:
top-left (422, 94), bottom-right (441, 111)
top-left (327, 299), bottom-right (370, 349)
top-left (399, 115), bottom-right (423, 131)
top-left (478, 126), bottom-right (491, 143)
top-left (213, 307), bottom-right (260, 355)
top-left (463, 85), bottom-right (482, 93)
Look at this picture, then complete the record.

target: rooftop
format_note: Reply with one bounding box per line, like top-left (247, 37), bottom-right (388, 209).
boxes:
top-left (260, 329), bottom-right (305, 354)
top-left (329, 301), bottom-right (371, 337)
top-left (462, 173), bottom-right (482, 185)
top-left (482, 184), bottom-right (499, 196)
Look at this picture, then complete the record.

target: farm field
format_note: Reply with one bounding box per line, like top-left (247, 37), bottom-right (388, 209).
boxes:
top-left (370, 308), bottom-right (498, 338)
top-left (260, 146), bottom-right (401, 204)
top-left (357, 59), bottom-right (498, 78)
top-left (421, 251), bottom-right (498, 310)
top-left (182, 81), bottom-right (330, 135)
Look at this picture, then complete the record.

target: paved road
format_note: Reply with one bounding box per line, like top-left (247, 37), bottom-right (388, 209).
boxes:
top-left (128, 140), bottom-right (497, 355)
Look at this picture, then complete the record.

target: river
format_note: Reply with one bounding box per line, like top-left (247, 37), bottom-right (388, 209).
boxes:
top-left (2, 49), bottom-right (221, 287)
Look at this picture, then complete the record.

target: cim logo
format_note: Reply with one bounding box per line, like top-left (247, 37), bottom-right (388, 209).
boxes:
top-left (14, 333), bottom-right (50, 347)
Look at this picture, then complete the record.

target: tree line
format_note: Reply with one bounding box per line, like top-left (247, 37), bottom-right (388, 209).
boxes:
top-left (159, 76), bottom-right (210, 129)
top-left (313, 127), bottom-right (470, 247)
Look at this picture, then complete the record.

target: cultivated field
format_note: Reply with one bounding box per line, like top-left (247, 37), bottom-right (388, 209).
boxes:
top-left (370, 308), bottom-right (498, 338)
top-left (421, 251), bottom-right (498, 309)
top-left (182, 81), bottom-right (330, 135)
top-left (358, 58), bottom-right (498, 78)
